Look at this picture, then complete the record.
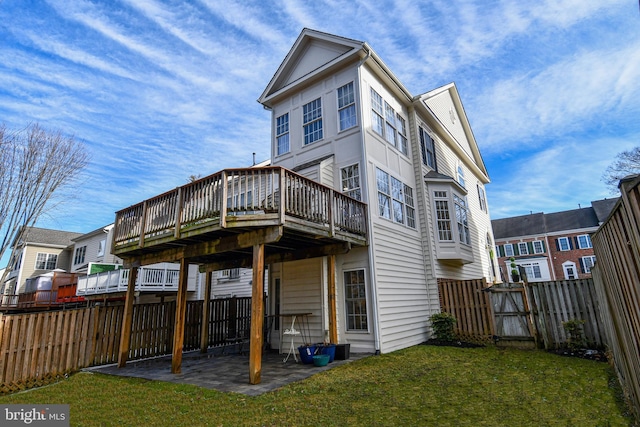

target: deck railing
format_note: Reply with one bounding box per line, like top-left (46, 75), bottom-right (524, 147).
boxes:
top-left (76, 265), bottom-right (196, 295)
top-left (113, 166), bottom-right (367, 250)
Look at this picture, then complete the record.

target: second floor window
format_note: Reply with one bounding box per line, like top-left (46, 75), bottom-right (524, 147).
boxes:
top-left (518, 242), bottom-right (529, 255)
top-left (454, 195), bottom-right (470, 245)
top-left (419, 127), bottom-right (437, 169)
top-left (533, 240), bottom-right (544, 254)
top-left (276, 113), bottom-right (290, 155)
top-left (303, 98), bottom-right (323, 145)
top-left (35, 253), bottom-right (57, 270)
top-left (557, 237), bottom-right (571, 251)
top-left (98, 239), bottom-right (106, 257)
top-left (577, 234), bottom-right (592, 249)
top-left (504, 243), bottom-right (514, 257)
top-left (341, 164), bottom-right (361, 200)
top-left (74, 246), bottom-right (86, 265)
top-left (384, 102), bottom-right (397, 147)
top-left (477, 184), bottom-right (487, 213)
top-left (376, 168), bottom-right (415, 228)
top-left (337, 82), bottom-right (356, 131)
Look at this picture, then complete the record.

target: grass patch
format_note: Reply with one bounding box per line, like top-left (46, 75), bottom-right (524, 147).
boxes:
top-left (0, 345), bottom-right (633, 426)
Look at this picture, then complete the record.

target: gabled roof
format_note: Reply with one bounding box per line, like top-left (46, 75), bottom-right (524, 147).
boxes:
top-left (15, 226), bottom-right (83, 248)
top-left (491, 198), bottom-right (619, 239)
top-left (258, 29), bottom-right (365, 106)
top-left (415, 83), bottom-right (489, 182)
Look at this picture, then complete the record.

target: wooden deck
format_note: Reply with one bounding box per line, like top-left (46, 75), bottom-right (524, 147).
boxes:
top-left (113, 166), bottom-right (368, 268)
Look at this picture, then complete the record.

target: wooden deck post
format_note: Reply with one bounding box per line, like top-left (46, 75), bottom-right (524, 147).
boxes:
top-left (117, 266), bottom-right (138, 368)
top-left (200, 272), bottom-right (212, 353)
top-left (171, 258), bottom-right (189, 374)
top-left (249, 243), bottom-right (265, 385)
top-left (328, 255), bottom-right (338, 344)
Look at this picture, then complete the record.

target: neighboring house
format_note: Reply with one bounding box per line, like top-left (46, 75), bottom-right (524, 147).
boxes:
top-left (2, 226), bottom-right (82, 296)
top-left (257, 29), bottom-right (499, 354)
top-left (69, 224), bottom-right (120, 274)
top-left (492, 198), bottom-right (618, 282)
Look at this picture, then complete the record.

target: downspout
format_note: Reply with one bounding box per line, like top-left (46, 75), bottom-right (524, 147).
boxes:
top-left (358, 48), bottom-right (381, 354)
top-left (544, 234), bottom-right (557, 280)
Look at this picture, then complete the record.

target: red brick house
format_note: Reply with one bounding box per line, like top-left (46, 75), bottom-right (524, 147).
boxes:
top-left (491, 199), bottom-right (618, 282)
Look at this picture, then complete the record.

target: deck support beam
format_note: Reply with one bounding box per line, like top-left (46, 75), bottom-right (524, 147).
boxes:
top-left (171, 258), bottom-right (189, 374)
top-left (249, 243), bottom-right (265, 385)
top-left (200, 272), bottom-right (212, 353)
top-left (117, 265), bottom-right (138, 368)
top-left (328, 255), bottom-right (338, 344)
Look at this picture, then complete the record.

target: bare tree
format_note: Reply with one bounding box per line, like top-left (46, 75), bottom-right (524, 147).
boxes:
top-left (602, 147), bottom-right (640, 192)
top-left (0, 123), bottom-right (90, 273)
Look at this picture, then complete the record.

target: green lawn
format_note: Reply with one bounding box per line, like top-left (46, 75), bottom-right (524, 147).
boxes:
top-left (0, 345), bottom-right (634, 426)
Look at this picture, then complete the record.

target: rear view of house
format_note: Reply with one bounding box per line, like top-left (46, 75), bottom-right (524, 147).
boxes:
top-left (258, 29), bottom-right (499, 354)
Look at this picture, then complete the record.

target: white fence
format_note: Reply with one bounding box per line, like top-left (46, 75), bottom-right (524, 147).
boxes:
top-left (77, 264), bottom-right (196, 295)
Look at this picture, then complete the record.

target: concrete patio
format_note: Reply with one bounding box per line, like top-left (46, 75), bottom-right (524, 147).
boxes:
top-left (87, 348), bottom-right (370, 396)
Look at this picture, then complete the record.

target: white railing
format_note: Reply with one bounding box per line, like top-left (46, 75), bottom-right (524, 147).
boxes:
top-left (77, 265), bottom-right (195, 295)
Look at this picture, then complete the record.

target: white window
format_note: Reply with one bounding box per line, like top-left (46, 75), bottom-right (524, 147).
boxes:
top-left (581, 256), bottom-right (596, 273)
top-left (376, 168), bottom-right (416, 228)
top-left (344, 269), bottom-right (368, 331)
top-left (276, 113), bottom-right (290, 155)
top-left (477, 184), bottom-right (487, 213)
top-left (419, 127), bottom-right (436, 169)
top-left (35, 253), bottom-right (57, 270)
top-left (504, 243), bottom-right (514, 257)
top-left (557, 237), bottom-right (570, 251)
top-left (457, 163), bottom-right (466, 189)
top-left (337, 82), bottom-right (356, 131)
top-left (303, 98), bottom-right (323, 145)
top-left (396, 114), bottom-right (408, 155)
top-left (74, 246), bottom-right (86, 265)
top-left (384, 102), bottom-right (397, 147)
top-left (577, 234), bottom-right (592, 249)
top-left (434, 192), bottom-right (452, 241)
top-left (97, 239), bottom-right (106, 257)
top-left (521, 262), bottom-right (542, 279)
top-left (518, 242), bottom-right (529, 255)
top-left (563, 261), bottom-right (577, 280)
top-left (341, 164), bottom-right (361, 201)
top-left (454, 194), bottom-right (470, 245)
top-left (220, 268), bottom-right (241, 280)
top-left (370, 88), bottom-right (384, 136)
top-left (533, 240), bottom-right (544, 254)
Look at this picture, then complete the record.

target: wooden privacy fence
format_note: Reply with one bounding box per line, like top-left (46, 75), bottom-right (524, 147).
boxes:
top-left (526, 279), bottom-right (604, 349)
top-left (438, 278), bottom-right (605, 349)
top-left (437, 278), bottom-right (495, 343)
top-left (0, 296), bottom-right (251, 394)
top-left (591, 174), bottom-right (640, 421)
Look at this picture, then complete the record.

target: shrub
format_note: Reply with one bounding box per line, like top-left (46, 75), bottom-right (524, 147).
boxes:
top-left (430, 312), bottom-right (457, 341)
top-left (563, 319), bottom-right (586, 350)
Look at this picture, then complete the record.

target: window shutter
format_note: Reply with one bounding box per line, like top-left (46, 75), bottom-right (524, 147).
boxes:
top-left (570, 237), bottom-right (575, 250)
top-left (514, 244), bottom-right (520, 256)
top-left (541, 240), bottom-right (546, 253)
top-left (498, 245), bottom-right (505, 257)
top-left (527, 242), bottom-right (534, 254)
top-left (579, 257), bottom-right (585, 273)
top-left (555, 238), bottom-right (560, 251)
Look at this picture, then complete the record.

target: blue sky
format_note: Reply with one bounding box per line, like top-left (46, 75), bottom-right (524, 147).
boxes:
top-left (1, 0), bottom-right (639, 266)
